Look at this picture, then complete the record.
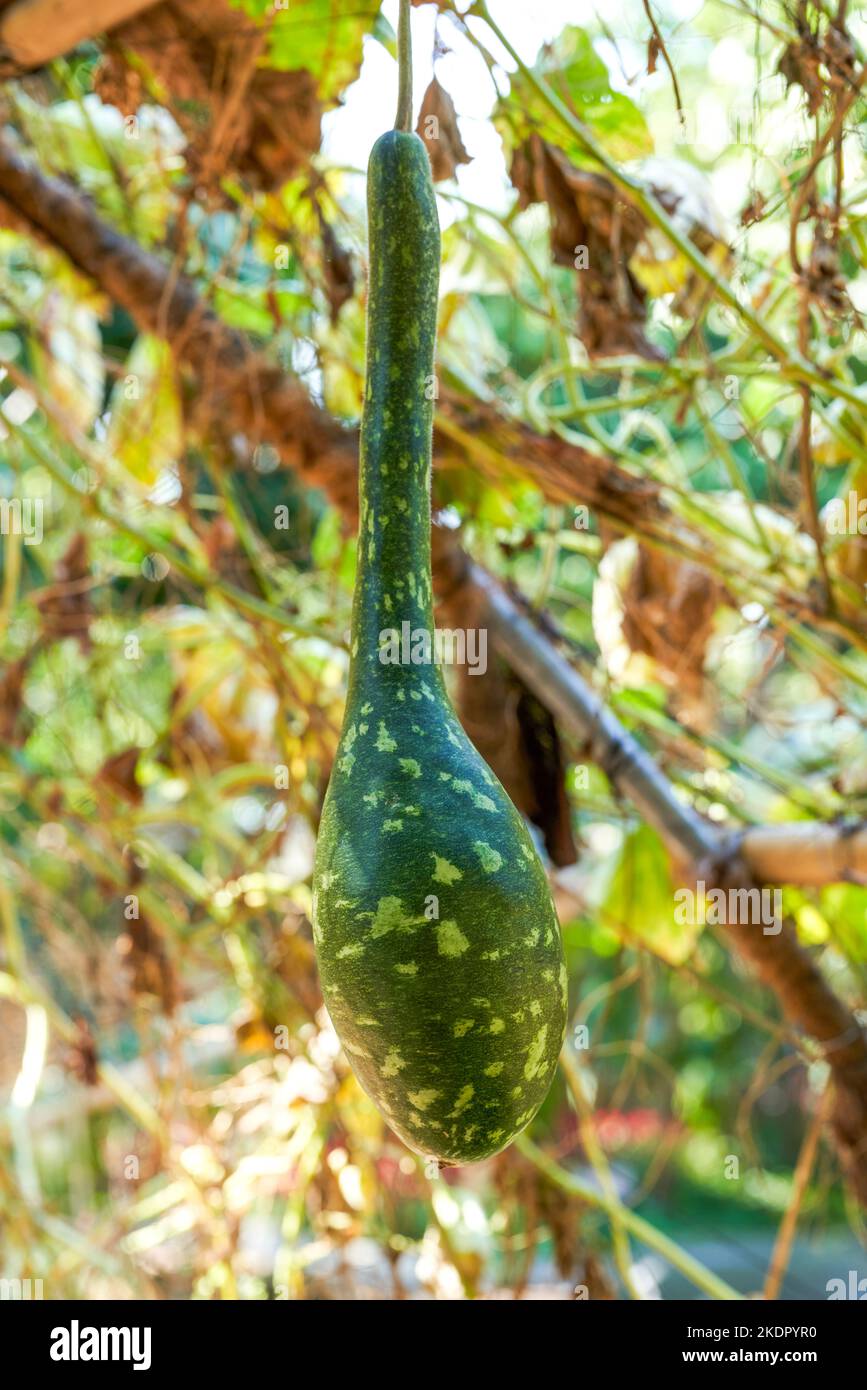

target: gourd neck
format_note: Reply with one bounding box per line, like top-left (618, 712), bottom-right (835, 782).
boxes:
top-left (352, 426), bottom-right (435, 678)
top-left (348, 130), bottom-right (441, 699)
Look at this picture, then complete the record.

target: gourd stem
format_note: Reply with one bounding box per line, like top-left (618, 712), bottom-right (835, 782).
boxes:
top-left (395, 0), bottom-right (413, 131)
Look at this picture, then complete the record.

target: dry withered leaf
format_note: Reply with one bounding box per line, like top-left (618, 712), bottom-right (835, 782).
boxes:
top-left (95, 1), bottom-right (322, 193)
top-left (202, 514), bottom-right (238, 570)
top-left (778, 5), bottom-right (856, 111)
top-left (269, 908), bottom-right (324, 1018)
top-left (447, 576), bottom-right (577, 867)
top-left (807, 222), bottom-right (852, 317)
top-left (459, 662), bottom-right (578, 867)
top-left (0, 654), bottom-right (29, 743)
top-left (514, 686), bottom-right (579, 868)
top-left (740, 191), bottom-right (767, 227)
top-left (510, 134), bottom-right (663, 360)
top-left (620, 543), bottom-right (723, 699)
top-left (778, 39), bottom-right (824, 115)
top-left (416, 78), bottom-right (471, 182)
top-left (36, 531), bottom-right (92, 650)
top-left (96, 747), bottom-right (143, 806)
top-left (117, 912), bottom-right (178, 1015)
top-left (778, 2), bottom-right (826, 117)
top-left (230, 68), bottom-right (321, 191)
top-left (578, 1252), bottom-right (619, 1300)
top-left (538, 1175), bottom-right (585, 1282)
top-left (824, 22), bottom-right (857, 88)
top-left (164, 686), bottom-right (223, 775)
top-left (315, 201), bottom-right (355, 323)
top-left (66, 1016), bottom-right (99, 1088)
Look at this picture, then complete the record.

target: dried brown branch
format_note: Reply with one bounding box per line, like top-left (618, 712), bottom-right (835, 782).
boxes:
top-left (0, 0), bottom-right (155, 71)
top-left (740, 821), bottom-right (867, 885)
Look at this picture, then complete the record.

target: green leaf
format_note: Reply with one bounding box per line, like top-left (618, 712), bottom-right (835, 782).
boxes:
top-left (311, 507), bottom-right (343, 569)
top-left (370, 11), bottom-right (397, 54)
top-left (231, 0), bottom-right (382, 104)
top-left (597, 824), bottom-right (698, 964)
top-left (495, 27), bottom-right (652, 165)
top-left (819, 884), bottom-right (867, 961)
top-left (212, 286), bottom-right (276, 336)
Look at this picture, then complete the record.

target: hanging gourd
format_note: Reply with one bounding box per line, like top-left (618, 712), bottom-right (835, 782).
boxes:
top-left (312, 0), bottom-right (567, 1165)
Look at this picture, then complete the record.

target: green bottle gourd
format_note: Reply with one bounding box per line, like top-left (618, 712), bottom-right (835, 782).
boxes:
top-left (312, 9), bottom-right (566, 1166)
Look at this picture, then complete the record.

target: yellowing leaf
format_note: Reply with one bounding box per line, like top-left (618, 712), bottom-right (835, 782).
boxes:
top-left (106, 335), bottom-right (182, 486)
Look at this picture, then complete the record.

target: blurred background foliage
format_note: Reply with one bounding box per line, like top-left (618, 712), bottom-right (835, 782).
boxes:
top-left (0, 0), bottom-right (866, 1298)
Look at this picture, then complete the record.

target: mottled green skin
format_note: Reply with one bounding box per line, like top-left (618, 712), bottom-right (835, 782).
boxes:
top-left (312, 131), bottom-right (566, 1165)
